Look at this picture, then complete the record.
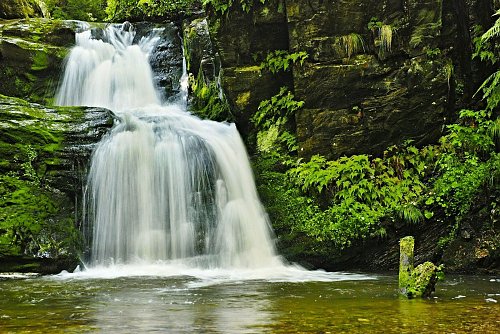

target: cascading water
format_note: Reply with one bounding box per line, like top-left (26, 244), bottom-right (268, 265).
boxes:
top-left (56, 23), bottom-right (283, 270)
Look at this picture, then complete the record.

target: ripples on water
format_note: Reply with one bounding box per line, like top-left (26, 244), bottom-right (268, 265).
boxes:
top-left (0, 272), bottom-right (498, 333)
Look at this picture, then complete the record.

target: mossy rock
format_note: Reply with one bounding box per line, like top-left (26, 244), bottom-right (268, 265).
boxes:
top-left (0, 94), bottom-right (113, 272)
top-left (405, 261), bottom-right (440, 298)
top-left (0, 19), bottom-right (80, 104)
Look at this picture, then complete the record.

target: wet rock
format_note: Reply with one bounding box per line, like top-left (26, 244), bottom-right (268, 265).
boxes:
top-left (203, 0), bottom-right (492, 158)
top-left (182, 17), bottom-right (232, 122)
top-left (183, 18), bottom-right (217, 82)
top-left (205, 0), bottom-right (292, 137)
top-left (0, 94), bottom-right (113, 273)
top-left (399, 236), bottom-right (441, 298)
top-left (287, 0), bottom-right (455, 159)
top-left (134, 21), bottom-right (184, 102)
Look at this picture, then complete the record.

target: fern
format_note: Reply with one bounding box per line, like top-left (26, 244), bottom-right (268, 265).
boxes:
top-left (340, 33), bottom-right (365, 58)
top-left (476, 69), bottom-right (500, 110)
top-left (473, 10), bottom-right (500, 110)
top-left (482, 9), bottom-right (500, 42)
top-left (203, 0), bottom-right (267, 15)
top-left (260, 50), bottom-right (308, 74)
top-left (380, 25), bottom-right (393, 52)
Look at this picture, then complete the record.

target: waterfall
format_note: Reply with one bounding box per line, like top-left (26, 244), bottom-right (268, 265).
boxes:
top-left (56, 23), bottom-right (282, 269)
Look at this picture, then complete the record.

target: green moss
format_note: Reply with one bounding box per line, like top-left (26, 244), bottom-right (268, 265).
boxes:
top-left (188, 71), bottom-right (233, 122)
top-left (0, 95), bottom-right (93, 269)
top-left (0, 175), bottom-right (81, 259)
top-left (235, 66), bottom-right (262, 73)
top-left (31, 51), bottom-right (49, 71)
top-left (236, 91), bottom-right (251, 109)
top-left (14, 77), bottom-right (32, 96)
top-left (399, 236), bottom-right (415, 294)
top-left (398, 236), bottom-right (442, 298)
top-left (406, 262), bottom-right (441, 298)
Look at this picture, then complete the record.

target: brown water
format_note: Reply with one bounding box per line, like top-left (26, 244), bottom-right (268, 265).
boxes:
top-left (0, 273), bottom-right (498, 333)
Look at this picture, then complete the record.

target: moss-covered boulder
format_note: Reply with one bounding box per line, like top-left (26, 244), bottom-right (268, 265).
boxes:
top-left (0, 94), bottom-right (113, 273)
top-left (0, 0), bottom-right (45, 19)
top-left (0, 18), bottom-right (81, 104)
top-left (183, 17), bottom-right (232, 122)
top-left (406, 261), bottom-right (441, 298)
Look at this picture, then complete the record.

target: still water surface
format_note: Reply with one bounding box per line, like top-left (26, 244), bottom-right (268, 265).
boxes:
top-left (0, 271), bottom-right (498, 333)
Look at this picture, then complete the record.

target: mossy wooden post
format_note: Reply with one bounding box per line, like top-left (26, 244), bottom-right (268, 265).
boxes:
top-left (399, 236), bottom-right (414, 295)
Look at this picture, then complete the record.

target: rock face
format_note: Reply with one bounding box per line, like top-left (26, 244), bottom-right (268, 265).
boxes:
top-left (0, 95), bottom-right (113, 273)
top-left (288, 0), bottom-right (453, 159)
top-left (205, 0), bottom-right (495, 158)
top-left (133, 21), bottom-right (184, 103)
top-left (0, 0), bottom-right (44, 19)
top-left (206, 1), bottom-right (292, 137)
top-left (0, 19), bottom-right (82, 104)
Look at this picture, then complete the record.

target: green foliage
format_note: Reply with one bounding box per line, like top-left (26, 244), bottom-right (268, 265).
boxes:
top-left (252, 87), bottom-right (303, 155)
top-left (473, 12), bottom-right (500, 110)
top-left (368, 18), bottom-right (395, 56)
top-left (286, 144), bottom-right (427, 248)
top-left (203, 0), bottom-right (266, 15)
top-left (339, 33), bottom-right (365, 58)
top-left (106, 0), bottom-right (199, 21)
top-left (260, 50), bottom-right (308, 74)
top-left (379, 25), bottom-right (393, 53)
top-left (481, 9), bottom-right (500, 43)
top-left (0, 175), bottom-right (81, 258)
top-left (255, 103), bottom-right (499, 252)
top-left (427, 109), bottom-right (500, 223)
top-left (368, 17), bottom-right (383, 31)
top-left (45, 0), bottom-right (107, 21)
top-left (477, 71), bottom-right (500, 110)
top-left (253, 87), bottom-right (304, 129)
top-left (425, 47), bottom-right (442, 59)
top-left (188, 71), bottom-right (233, 122)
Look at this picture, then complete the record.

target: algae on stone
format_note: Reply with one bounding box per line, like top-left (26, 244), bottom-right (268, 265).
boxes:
top-left (0, 19), bottom-right (77, 104)
top-left (399, 236), bottom-right (415, 295)
top-left (0, 94), bottom-right (113, 273)
top-left (399, 236), bottom-right (442, 298)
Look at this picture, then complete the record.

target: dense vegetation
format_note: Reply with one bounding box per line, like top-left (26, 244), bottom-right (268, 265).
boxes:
top-left (248, 15), bottom-right (500, 259)
top-left (105, 0), bottom-right (200, 21)
top-left (43, 0), bottom-right (201, 21)
top-left (45, 0), bottom-right (107, 21)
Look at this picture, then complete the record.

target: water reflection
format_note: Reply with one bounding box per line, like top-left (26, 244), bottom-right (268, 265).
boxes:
top-left (86, 279), bottom-right (273, 333)
top-left (0, 275), bottom-right (498, 333)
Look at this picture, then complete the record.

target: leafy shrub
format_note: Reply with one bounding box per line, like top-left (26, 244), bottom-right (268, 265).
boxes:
top-left (286, 144), bottom-right (427, 248)
top-left (203, 0), bottom-right (267, 15)
top-left (106, 0), bottom-right (200, 21)
top-left (259, 50), bottom-right (308, 74)
top-left (45, 0), bottom-right (107, 21)
top-left (473, 10), bottom-right (500, 110)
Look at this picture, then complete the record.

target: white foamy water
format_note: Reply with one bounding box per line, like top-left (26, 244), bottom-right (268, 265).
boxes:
top-left (55, 23), bottom-right (374, 282)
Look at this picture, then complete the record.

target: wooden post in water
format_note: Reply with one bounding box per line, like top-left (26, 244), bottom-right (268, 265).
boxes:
top-left (399, 236), bottom-right (414, 295)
